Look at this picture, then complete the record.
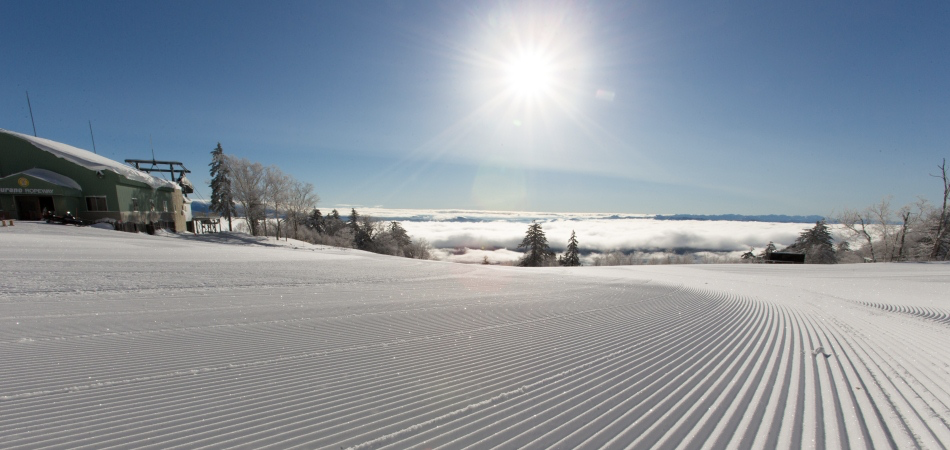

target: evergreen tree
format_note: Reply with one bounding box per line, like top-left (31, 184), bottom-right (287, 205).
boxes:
top-left (348, 208), bottom-right (360, 230)
top-left (307, 208), bottom-right (324, 233)
top-left (759, 241), bottom-right (776, 259)
top-left (560, 230), bottom-right (581, 266)
top-left (208, 142), bottom-right (236, 231)
top-left (518, 222), bottom-right (554, 267)
top-left (793, 220), bottom-right (837, 264)
top-left (324, 209), bottom-right (343, 236)
top-left (389, 221), bottom-right (411, 255)
top-left (348, 209), bottom-right (373, 250)
top-left (836, 240), bottom-right (852, 254)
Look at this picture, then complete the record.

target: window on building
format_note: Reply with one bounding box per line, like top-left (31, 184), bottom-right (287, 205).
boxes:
top-left (85, 196), bottom-right (108, 212)
top-left (163, 200), bottom-right (168, 212)
top-left (149, 199), bottom-right (156, 211)
top-left (131, 198), bottom-right (139, 211)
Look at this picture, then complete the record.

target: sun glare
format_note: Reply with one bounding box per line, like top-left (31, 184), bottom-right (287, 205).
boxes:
top-left (505, 52), bottom-right (554, 97)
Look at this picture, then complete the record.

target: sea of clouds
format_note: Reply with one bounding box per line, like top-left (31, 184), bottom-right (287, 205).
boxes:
top-left (360, 208), bottom-right (830, 264)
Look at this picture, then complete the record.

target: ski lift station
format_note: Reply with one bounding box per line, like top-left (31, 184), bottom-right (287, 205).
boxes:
top-left (0, 128), bottom-right (189, 232)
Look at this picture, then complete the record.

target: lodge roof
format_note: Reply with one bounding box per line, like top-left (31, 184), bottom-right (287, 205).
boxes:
top-left (0, 128), bottom-right (180, 191)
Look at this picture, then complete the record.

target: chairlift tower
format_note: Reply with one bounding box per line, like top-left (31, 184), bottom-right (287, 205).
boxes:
top-left (124, 159), bottom-right (194, 194)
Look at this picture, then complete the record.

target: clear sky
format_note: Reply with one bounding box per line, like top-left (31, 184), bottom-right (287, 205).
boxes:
top-left (2, 0), bottom-right (948, 215)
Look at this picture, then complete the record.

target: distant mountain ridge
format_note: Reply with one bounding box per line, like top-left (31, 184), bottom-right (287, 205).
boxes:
top-left (655, 214), bottom-right (826, 223)
top-left (189, 200), bottom-right (825, 225)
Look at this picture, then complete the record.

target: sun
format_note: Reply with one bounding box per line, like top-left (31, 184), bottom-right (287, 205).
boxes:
top-left (505, 52), bottom-right (554, 97)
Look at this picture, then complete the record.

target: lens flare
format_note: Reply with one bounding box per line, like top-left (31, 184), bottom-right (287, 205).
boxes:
top-left (506, 52), bottom-right (553, 97)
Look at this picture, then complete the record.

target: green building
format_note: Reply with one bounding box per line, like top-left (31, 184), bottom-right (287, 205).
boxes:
top-left (0, 128), bottom-right (186, 231)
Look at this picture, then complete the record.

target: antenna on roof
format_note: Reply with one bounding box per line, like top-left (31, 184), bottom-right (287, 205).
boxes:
top-left (149, 135), bottom-right (156, 162)
top-left (25, 91), bottom-right (37, 137)
top-left (88, 120), bottom-right (97, 154)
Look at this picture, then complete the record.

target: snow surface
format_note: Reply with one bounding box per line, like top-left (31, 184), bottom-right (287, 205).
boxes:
top-left (0, 129), bottom-right (179, 190)
top-left (2, 223), bottom-right (949, 448)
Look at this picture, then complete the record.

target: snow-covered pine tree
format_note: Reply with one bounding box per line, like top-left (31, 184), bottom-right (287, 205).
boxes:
top-left (348, 208), bottom-right (360, 230)
top-left (389, 221), bottom-right (411, 255)
top-left (208, 143), bottom-right (236, 231)
top-left (794, 220), bottom-right (837, 264)
top-left (348, 209), bottom-right (374, 251)
top-left (560, 230), bottom-right (581, 266)
top-left (759, 241), bottom-right (776, 259)
top-left (307, 208), bottom-right (324, 233)
top-left (740, 248), bottom-right (756, 261)
top-left (323, 209), bottom-right (343, 236)
top-left (518, 222), bottom-right (554, 267)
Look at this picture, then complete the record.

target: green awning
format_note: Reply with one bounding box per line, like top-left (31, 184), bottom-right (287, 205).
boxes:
top-left (0, 171), bottom-right (83, 197)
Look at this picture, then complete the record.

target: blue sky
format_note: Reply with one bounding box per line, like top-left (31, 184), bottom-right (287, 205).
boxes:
top-left (2, 0), bottom-right (948, 215)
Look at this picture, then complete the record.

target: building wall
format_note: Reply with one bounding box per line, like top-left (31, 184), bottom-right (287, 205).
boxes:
top-left (172, 189), bottom-right (186, 231)
top-left (0, 132), bottom-right (182, 227)
top-left (114, 184), bottom-right (178, 225)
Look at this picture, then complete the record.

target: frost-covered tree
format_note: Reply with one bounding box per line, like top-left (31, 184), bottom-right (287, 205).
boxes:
top-left (559, 230), bottom-right (581, 266)
top-left (307, 208), bottom-right (324, 233)
top-left (348, 208), bottom-right (360, 230)
top-left (208, 143), bottom-right (235, 231)
top-left (348, 209), bottom-right (374, 251)
top-left (323, 209), bottom-right (344, 236)
top-left (759, 241), bottom-right (776, 259)
top-left (790, 220), bottom-right (837, 264)
top-left (226, 155), bottom-right (266, 236)
top-left (389, 221), bottom-right (412, 256)
top-left (838, 208), bottom-right (877, 262)
top-left (406, 237), bottom-right (433, 260)
top-left (894, 204), bottom-right (918, 262)
top-left (740, 249), bottom-right (756, 261)
top-left (262, 166), bottom-right (290, 239)
top-left (928, 159), bottom-right (950, 260)
top-left (286, 179), bottom-right (318, 240)
top-left (518, 222), bottom-right (554, 267)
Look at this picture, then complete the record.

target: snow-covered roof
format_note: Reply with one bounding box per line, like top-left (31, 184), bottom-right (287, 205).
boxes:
top-left (14, 168), bottom-right (83, 191)
top-left (1, 128), bottom-right (180, 190)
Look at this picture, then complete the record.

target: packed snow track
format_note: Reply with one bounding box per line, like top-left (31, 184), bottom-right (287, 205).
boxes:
top-left (2, 224), bottom-right (949, 448)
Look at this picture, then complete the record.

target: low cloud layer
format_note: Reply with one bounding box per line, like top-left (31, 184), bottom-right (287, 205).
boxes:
top-left (362, 208), bottom-right (823, 256)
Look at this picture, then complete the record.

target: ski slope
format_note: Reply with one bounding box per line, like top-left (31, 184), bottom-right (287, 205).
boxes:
top-left (2, 223), bottom-right (949, 449)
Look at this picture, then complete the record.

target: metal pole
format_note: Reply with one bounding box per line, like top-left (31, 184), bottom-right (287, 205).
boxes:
top-left (26, 91), bottom-right (37, 137)
top-left (88, 120), bottom-right (98, 154)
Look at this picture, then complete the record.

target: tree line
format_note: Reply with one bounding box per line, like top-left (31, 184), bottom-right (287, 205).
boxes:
top-left (836, 159), bottom-right (950, 262)
top-left (211, 140), bottom-right (949, 266)
top-left (516, 158), bottom-right (950, 266)
top-left (515, 222), bottom-right (581, 267)
top-left (207, 143), bottom-right (432, 259)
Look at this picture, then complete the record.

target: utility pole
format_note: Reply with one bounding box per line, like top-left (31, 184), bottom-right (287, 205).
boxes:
top-left (88, 120), bottom-right (97, 154)
top-left (26, 91), bottom-right (37, 137)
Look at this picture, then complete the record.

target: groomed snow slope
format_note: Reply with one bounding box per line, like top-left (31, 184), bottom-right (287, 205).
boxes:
top-left (1, 223), bottom-right (949, 449)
